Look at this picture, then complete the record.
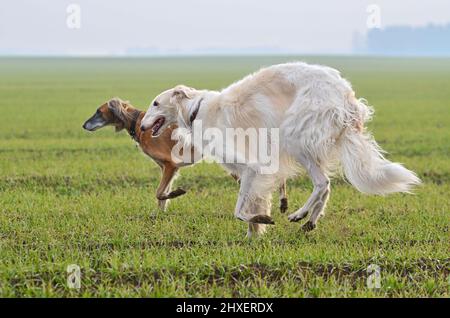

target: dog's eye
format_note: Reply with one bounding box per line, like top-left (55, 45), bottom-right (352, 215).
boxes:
top-left (153, 101), bottom-right (159, 107)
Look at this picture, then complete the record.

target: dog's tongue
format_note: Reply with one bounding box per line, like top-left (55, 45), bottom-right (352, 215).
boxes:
top-left (151, 117), bottom-right (164, 136)
top-left (151, 124), bottom-right (159, 136)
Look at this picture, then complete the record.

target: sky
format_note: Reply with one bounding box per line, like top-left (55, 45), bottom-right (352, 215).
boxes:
top-left (0, 0), bottom-right (449, 56)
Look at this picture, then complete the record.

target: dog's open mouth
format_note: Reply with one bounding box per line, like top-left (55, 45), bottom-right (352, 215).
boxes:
top-left (150, 117), bottom-right (165, 136)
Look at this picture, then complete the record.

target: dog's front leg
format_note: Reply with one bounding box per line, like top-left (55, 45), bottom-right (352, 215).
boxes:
top-left (156, 164), bottom-right (179, 211)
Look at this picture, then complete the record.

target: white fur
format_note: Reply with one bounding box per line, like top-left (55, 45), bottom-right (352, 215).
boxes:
top-left (142, 62), bottom-right (421, 237)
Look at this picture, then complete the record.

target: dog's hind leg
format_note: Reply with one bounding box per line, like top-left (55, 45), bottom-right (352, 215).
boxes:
top-left (279, 180), bottom-right (288, 213)
top-left (235, 169), bottom-right (274, 224)
top-left (246, 197), bottom-right (272, 238)
top-left (233, 168), bottom-right (276, 237)
top-left (288, 154), bottom-right (330, 232)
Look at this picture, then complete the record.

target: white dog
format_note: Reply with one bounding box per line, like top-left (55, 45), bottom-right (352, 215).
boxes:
top-left (141, 62), bottom-right (421, 237)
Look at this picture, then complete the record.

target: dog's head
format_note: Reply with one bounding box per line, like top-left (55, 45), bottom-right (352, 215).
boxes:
top-left (141, 85), bottom-right (200, 137)
top-left (82, 98), bottom-right (132, 132)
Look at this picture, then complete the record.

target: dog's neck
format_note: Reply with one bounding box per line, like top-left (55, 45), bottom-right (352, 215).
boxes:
top-left (125, 107), bottom-right (144, 142)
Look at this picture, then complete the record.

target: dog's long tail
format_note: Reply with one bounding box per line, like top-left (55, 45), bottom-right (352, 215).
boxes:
top-left (339, 99), bottom-right (421, 195)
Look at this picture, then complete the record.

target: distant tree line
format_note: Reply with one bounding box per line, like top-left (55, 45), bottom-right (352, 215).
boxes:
top-left (353, 24), bottom-right (450, 56)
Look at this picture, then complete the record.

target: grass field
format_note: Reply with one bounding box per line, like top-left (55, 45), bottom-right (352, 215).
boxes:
top-left (0, 56), bottom-right (448, 297)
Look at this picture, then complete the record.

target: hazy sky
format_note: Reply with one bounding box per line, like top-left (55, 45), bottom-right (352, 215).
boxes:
top-left (1, 0), bottom-right (449, 55)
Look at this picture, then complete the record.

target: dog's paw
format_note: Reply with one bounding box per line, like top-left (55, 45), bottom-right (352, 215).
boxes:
top-left (248, 215), bottom-right (275, 225)
top-left (301, 221), bottom-right (316, 232)
top-left (279, 198), bottom-right (288, 213)
top-left (167, 188), bottom-right (187, 199)
top-left (288, 210), bottom-right (309, 222)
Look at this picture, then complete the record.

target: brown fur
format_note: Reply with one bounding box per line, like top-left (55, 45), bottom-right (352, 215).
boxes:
top-left (84, 99), bottom-right (191, 209)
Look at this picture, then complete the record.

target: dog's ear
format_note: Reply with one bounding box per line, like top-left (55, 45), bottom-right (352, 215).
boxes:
top-left (108, 98), bottom-right (126, 131)
top-left (108, 98), bottom-right (122, 116)
top-left (170, 85), bottom-right (194, 105)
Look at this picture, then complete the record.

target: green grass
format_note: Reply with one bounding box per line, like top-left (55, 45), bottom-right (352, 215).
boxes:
top-left (0, 56), bottom-right (448, 297)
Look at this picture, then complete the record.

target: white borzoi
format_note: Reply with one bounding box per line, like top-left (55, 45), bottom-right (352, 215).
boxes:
top-left (141, 62), bottom-right (421, 237)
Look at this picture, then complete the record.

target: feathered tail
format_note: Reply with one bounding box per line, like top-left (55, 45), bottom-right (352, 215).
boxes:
top-left (339, 99), bottom-right (421, 195)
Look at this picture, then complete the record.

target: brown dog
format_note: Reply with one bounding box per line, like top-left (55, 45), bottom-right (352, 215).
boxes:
top-left (83, 98), bottom-right (288, 212)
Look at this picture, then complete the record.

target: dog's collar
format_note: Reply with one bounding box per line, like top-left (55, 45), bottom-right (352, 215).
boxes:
top-left (128, 111), bottom-right (142, 142)
top-left (129, 118), bottom-right (138, 141)
top-left (189, 98), bottom-right (203, 126)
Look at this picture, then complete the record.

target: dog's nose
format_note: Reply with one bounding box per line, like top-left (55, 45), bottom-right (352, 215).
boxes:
top-left (140, 125), bottom-right (146, 132)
